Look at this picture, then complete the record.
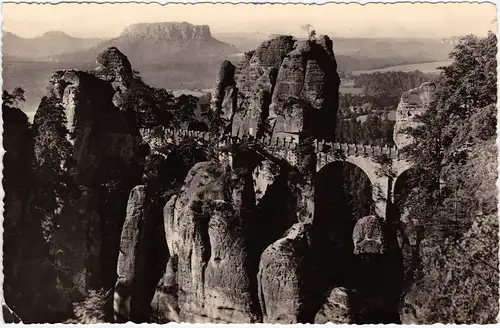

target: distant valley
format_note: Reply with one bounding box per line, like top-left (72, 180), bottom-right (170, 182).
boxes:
top-left (3, 31), bottom-right (104, 60)
top-left (3, 22), bottom-right (455, 116)
top-left (352, 60), bottom-right (453, 75)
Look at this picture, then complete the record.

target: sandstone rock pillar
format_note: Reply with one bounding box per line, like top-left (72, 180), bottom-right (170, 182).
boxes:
top-left (257, 223), bottom-right (313, 323)
top-left (114, 185), bottom-right (147, 322)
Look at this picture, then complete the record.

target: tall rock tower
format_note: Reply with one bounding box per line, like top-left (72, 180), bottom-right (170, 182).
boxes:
top-left (211, 35), bottom-right (340, 141)
top-left (393, 82), bottom-right (436, 149)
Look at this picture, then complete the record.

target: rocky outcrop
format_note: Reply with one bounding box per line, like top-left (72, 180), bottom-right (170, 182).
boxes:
top-left (314, 287), bottom-right (355, 324)
top-left (115, 144), bottom-right (208, 323)
top-left (121, 22), bottom-right (213, 43)
top-left (154, 161), bottom-right (261, 323)
top-left (2, 104), bottom-right (32, 261)
top-left (211, 60), bottom-right (237, 133)
top-left (114, 185), bottom-right (147, 322)
top-left (94, 46), bottom-right (134, 107)
top-left (2, 103), bottom-right (51, 323)
top-left (58, 22), bottom-right (238, 66)
top-left (211, 35), bottom-right (340, 140)
top-left (252, 159), bottom-right (280, 203)
top-left (352, 215), bottom-right (402, 324)
top-left (269, 36), bottom-right (340, 140)
top-left (24, 47), bottom-right (146, 320)
top-left (232, 36), bottom-right (295, 137)
top-left (150, 255), bottom-right (180, 323)
top-left (393, 82), bottom-right (436, 149)
top-left (352, 215), bottom-right (386, 255)
top-left (257, 222), bottom-right (313, 323)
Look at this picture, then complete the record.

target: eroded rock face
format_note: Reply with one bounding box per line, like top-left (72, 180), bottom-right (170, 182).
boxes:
top-left (314, 287), bottom-right (355, 324)
top-left (212, 35), bottom-right (340, 140)
top-left (157, 161), bottom-right (261, 323)
top-left (352, 215), bottom-right (386, 255)
top-left (211, 60), bottom-right (237, 133)
top-left (270, 37), bottom-right (339, 140)
top-left (2, 104), bottom-right (50, 323)
top-left (94, 47), bottom-right (134, 108)
top-left (252, 159), bottom-right (279, 203)
top-left (151, 255), bottom-right (180, 323)
top-left (394, 82), bottom-right (436, 149)
top-left (114, 185), bottom-right (147, 322)
top-left (29, 47), bottom-right (146, 319)
top-left (232, 36), bottom-right (295, 137)
top-left (257, 222), bottom-right (313, 323)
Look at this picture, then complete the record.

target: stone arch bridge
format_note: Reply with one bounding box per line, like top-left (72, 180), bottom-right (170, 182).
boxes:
top-left (140, 127), bottom-right (413, 219)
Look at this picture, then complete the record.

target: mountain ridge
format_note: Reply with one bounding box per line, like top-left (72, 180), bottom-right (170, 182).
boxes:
top-left (3, 22), bottom-right (239, 62)
top-left (2, 30), bottom-right (105, 59)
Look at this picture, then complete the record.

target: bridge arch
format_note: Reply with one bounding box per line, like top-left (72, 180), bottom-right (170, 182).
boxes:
top-left (317, 150), bottom-right (393, 218)
top-left (393, 169), bottom-right (417, 211)
top-left (312, 160), bottom-right (375, 297)
top-left (390, 167), bottom-right (419, 243)
top-left (315, 160), bottom-right (375, 223)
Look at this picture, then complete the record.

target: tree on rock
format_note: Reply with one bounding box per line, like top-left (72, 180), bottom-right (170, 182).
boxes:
top-left (400, 32), bottom-right (498, 324)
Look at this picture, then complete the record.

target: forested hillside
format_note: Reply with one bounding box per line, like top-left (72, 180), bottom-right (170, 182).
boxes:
top-left (399, 32), bottom-right (498, 323)
top-left (335, 70), bottom-right (437, 145)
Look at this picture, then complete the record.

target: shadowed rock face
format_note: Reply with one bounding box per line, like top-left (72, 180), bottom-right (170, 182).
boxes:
top-left (2, 104), bottom-right (47, 323)
top-left (211, 60), bottom-right (238, 133)
top-left (116, 143), bottom-right (208, 323)
top-left (211, 35), bottom-right (340, 140)
top-left (24, 47), bottom-right (146, 319)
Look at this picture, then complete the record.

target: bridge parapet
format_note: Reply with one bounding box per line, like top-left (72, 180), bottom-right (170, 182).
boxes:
top-left (315, 140), bottom-right (400, 159)
top-left (140, 127), bottom-right (401, 161)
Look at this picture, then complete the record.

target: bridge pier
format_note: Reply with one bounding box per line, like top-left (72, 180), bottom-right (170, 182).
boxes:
top-left (373, 176), bottom-right (392, 220)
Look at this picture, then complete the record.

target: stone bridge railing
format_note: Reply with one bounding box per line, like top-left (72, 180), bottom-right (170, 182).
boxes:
top-left (314, 141), bottom-right (400, 159)
top-left (140, 127), bottom-right (400, 159)
top-left (140, 127), bottom-right (409, 219)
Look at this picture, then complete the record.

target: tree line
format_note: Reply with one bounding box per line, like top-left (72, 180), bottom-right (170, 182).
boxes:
top-left (400, 32), bottom-right (497, 323)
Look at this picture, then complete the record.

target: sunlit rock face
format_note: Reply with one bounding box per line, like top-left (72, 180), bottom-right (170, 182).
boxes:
top-left (314, 287), bottom-right (355, 324)
top-left (232, 36), bottom-right (295, 137)
top-left (211, 35), bottom-right (340, 140)
top-left (352, 215), bottom-right (386, 255)
top-left (156, 161), bottom-right (262, 323)
top-left (393, 82), bottom-right (436, 149)
top-left (269, 36), bottom-right (340, 140)
top-left (257, 222), bottom-right (313, 323)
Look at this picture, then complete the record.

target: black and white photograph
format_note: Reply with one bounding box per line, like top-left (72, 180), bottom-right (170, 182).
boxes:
top-left (1, 2), bottom-right (498, 324)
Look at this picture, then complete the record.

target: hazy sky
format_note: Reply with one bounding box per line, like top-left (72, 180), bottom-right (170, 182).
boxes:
top-left (2, 3), bottom-right (497, 39)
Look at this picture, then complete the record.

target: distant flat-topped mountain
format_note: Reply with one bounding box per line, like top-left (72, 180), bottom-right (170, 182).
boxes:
top-left (3, 31), bottom-right (104, 60)
top-left (56, 22), bottom-right (239, 63)
top-left (3, 22), bottom-right (238, 63)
